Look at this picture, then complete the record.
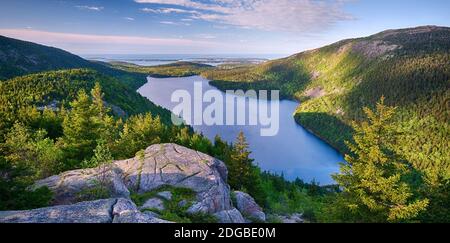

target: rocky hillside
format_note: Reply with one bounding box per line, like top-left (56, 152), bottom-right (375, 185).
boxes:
top-left (0, 144), bottom-right (267, 223)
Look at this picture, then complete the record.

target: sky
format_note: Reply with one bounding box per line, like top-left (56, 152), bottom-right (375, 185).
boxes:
top-left (0, 0), bottom-right (449, 55)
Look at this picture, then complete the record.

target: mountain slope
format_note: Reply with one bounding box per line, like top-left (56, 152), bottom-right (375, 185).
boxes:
top-left (106, 61), bottom-right (213, 78)
top-left (0, 35), bottom-right (92, 80)
top-left (0, 35), bottom-right (149, 90)
top-left (0, 69), bottom-right (172, 127)
top-left (0, 35), bottom-right (174, 132)
top-left (203, 26), bottom-right (450, 182)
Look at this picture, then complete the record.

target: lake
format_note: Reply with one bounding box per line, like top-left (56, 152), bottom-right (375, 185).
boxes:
top-left (138, 75), bottom-right (343, 185)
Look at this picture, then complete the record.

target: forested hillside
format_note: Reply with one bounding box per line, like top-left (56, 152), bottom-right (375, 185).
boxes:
top-left (0, 69), bottom-right (172, 123)
top-left (0, 35), bottom-right (149, 90)
top-left (203, 25), bottom-right (449, 177)
top-left (106, 61), bottom-right (213, 78)
top-left (0, 78), bottom-right (326, 220)
top-left (0, 35), bottom-right (174, 124)
top-left (0, 36), bottom-right (327, 220)
top-left (0, 35), bottom-right (91, 80)
top-left (203, 26), bottom-right (450, 222)
top-left (0, 28), bottom-right (448, 222)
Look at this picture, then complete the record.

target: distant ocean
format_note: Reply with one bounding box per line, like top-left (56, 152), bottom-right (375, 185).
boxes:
top-left (82, 54), bottom-right (287, 67)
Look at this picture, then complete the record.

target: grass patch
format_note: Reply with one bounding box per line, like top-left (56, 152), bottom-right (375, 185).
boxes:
top-left (76, 180), bottom-right (112, 202)
top-left (131, 185), bottom-right (218, 223)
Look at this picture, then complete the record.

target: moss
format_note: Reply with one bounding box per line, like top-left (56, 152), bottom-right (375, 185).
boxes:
top-left (265, 215), bottom-right (283, 223)
top-left (130, 185), bottom-right (217, 223)
top-left (130, 184), bottom-right (195, 207)
top-left (76, 180), bottom-right (112, 202)
top-left (230, 191), bottom-right (238, 207)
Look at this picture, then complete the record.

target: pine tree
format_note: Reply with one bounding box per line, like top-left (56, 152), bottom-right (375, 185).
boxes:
top-left (3, 123), bottom-right (62, 179)
top-left (114, 113), bottom-right (163, 158)
top-left (82, 140), bottom-right (113, 169)
top-left (91, 82), bottom-right (110, 119)
top-left (212, 135), bottom-right (232, 162)
top-left (60, 89), bottom-right (101, 168)
top-left (333, 97), bottom-right (429, 222)
top-left (229, 131), bottom-right (254, 190)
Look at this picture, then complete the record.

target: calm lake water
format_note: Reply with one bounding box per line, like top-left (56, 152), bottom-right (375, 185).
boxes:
top-left (138, 75), bottom-right (343, 185)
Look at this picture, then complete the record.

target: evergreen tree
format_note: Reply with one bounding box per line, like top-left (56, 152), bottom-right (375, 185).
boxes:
top-left (82, 140), bottom-right (113, 169)
top-left (114, 113), bottom-right (163, 158)
top-left (333, 97), bottom-right (429, 222)
top-left (91, 82), bottom-right (108, 118)
top-left (229, 131), bottom-right (254, 190)
top-left (212, 135), bottom-right (232, 162)
top-left (3, 123), bottom-right (62, 179)
top-left (60, 89), bottom-right (99, 167)
top-left (0, 156), bottom-right (53, 210)
top-left (189, 133), bottom-right (212, 154)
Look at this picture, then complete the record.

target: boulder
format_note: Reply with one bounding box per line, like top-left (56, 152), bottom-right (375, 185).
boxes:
top-left (0, 198), bottom-right (173, 223)
top-left (113, 211), bottom-right (172, 223)
top-left (178, 200), bottom-right (188, 207)
top-left (35, 144), bottom-right (233, 214)
top-left (157, 191), bottom-right (173, 201)
top-left (213, 208), bottom-right (246, 223)
top-left (0, 199), bottom-right (116, 223)
top-left (234, 191), bottom-right (266, 222)
top-left (274, 213), bottom-right (304, 223)
top-left (34, 167), bottom-right (130, 205)
top-left (140, 198), bottom-right (165, 211)
top-left (112, 198), bottom-right (171, 223)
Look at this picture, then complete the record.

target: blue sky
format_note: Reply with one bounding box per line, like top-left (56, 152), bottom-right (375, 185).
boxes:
top-left (0, 0), bottom-right (449, 55)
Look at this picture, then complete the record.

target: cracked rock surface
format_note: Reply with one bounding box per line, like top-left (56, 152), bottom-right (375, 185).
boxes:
top-left (213, 208), bottom-right (245, 223)
top-left (0, 144), bottom-right (259, 223)
top-left (234, 191), bottom-right (266, 222)
top-left (0, 198), bottom-right (171, 223)
top-left (34, 144), bottom-right (233, 214)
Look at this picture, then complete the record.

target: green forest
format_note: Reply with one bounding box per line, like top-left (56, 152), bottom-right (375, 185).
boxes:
top-left (0, 26), bottom-right (449, 223)
top-left (201, 26), bottom-right (450, 222)
top-left (107, 61), bottom-right (213, 78)
top-left (1, 79), bottom-right (443, 222)
top-left (0, 76), bottom-right (336, 222)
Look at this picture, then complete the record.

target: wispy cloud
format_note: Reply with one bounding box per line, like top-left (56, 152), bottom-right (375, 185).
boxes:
top-left (75, 5), bottom-right (104, 11)
top-left (0, 28), bottom-right (211, 45)
top-left (134, 0), bottom-right (353, 32)
top-left (160, 21), bottom-right (191, 26)
top-left (123, 17), bottom-right (135, 21)
top-left (0, 28), bottom-right (219, 54)
top-left (141, 7), bottom-right (198, 14)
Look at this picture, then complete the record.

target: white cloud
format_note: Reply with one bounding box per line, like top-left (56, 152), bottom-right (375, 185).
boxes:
top-left (75, 5), bottom-right (104, 11)
top-left (141, 7), bottom-right (198, 14)
top-left (134, 0), bottom-right (353, 32)
top-left (160, 21), bottom-right (176, 24)
top-left (160, 21), bottom-right (191, 26)
top-left (124, 17), bottom-right (135, 21)
top-left (0, 28), bottom-right (218, 54)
